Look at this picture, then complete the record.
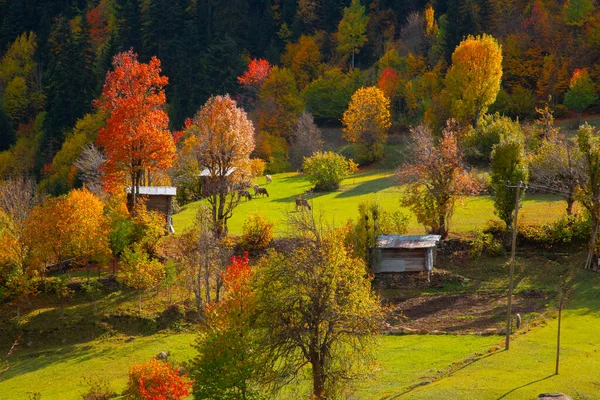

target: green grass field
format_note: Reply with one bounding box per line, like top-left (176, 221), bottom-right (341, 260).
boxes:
top-left (0, 329), bottom-right (498, 399)
top-left (2, 257), bottom-right (599, 399)
top-left (173, 170), bottom-right (570, 236)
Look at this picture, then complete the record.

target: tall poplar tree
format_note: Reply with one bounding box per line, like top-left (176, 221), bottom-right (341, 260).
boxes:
top-left (337, 0), bottom-right (369, 69)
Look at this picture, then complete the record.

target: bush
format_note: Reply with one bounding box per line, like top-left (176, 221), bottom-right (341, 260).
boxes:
top-left (470, 231), bottom-right (505, 259)
top-left (239, 214), bottom-right (273, 255)
top-left (344, 199), bottom-right (409, 265)
top-left (302, 151), bottom-right (357, 192)
top-left (81, 377), bottom-right (114, 400)
top-left (124, 359), bottom-right (192, 400)
top-left (483, 219), bottom-right (506, 237)
top-left (518, 214), bottom-right (591, 248)
top-left (247, 158), bottom-right (266, 179)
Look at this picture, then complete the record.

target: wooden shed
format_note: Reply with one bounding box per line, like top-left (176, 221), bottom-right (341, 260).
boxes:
top-left (127, 186), bottom-right (177, 233)
top-left (373, 235), bottom-right (442, 279)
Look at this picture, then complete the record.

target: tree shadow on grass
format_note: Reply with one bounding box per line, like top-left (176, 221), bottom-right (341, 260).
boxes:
top-left (0, 344), bottom-right (113, 381)
top-left (389, 350), bottom-right (502, 399)
top-left (334, 174), bottom-right (397, 199)
top-left (495, 374), bottom-right (554, 399)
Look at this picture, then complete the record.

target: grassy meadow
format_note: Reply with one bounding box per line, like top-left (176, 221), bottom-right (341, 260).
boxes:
top-left (173, 170), bottom-right (570, 236)
top-left (1, 253), bottom-right (600, 399)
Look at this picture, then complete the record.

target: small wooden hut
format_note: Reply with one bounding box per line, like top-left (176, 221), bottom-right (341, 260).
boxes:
top-left (373, 235), bottom-right (442, 280)
top-left (127, 186), bottom-right (177, 233)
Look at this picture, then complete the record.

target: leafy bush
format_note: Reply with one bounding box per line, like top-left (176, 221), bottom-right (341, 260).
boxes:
top-left (518, 214), bottom-right (591, 248)
top-left (247, 158), bottom-right (266, 179)
top-left (124, 358), bottom-right (192, 400)
top-left (345, 199), bottom-right (409, 265)
top-left (302, 151), bottom-right (357, 192)
top-left (483, 219), bottom-right (506, 237)
top-left (81, 377), bottom-right (114, 400)
top-left (238, 214), bottom-right (273, 255)
top-left (470, 231), bottom-right (505, 259)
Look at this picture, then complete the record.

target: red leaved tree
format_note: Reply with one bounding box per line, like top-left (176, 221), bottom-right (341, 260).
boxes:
top-left (398, 120), bottom-right (482, 238)
top-left (125, 358), bottom-right (192, 400)
top-left (190, 253), bottom-right (264, 399)
top-left (378, 67), bottom-right (400, 100)
top-left (238, 58), bottom-right (272, 93)
top-left (95, 50), bottom-right (175, 206)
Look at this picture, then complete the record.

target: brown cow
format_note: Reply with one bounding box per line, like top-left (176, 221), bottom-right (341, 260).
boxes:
top-left (254, 185), bottom-right (269, 197)
top-left (238, 190), bottom-right (252, 201)
top-left (295, 197), bottom-right (311, 211)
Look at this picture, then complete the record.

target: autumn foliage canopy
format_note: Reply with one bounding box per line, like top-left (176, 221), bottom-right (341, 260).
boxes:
top-left (125, 358), bottom-right (192, 400)
top-left (238, 58), bottom-right (272, 93)
top-left (95, 51), bottom-right (175, 195)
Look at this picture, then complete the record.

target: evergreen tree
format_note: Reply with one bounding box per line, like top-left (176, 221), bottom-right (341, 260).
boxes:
top-left (115, 0), bottom-right (143, 53)
top-left (44, 14), bottom-right (95, 160)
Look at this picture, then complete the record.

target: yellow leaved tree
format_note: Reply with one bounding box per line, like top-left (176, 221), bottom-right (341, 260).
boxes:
top-left (444, 34), bottom-right (503, 127)
top-left (342, 86), bottom-right (391, 163)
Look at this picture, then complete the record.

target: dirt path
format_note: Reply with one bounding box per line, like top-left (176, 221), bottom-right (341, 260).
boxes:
top-left (388, 291), bottom-right (548, 334)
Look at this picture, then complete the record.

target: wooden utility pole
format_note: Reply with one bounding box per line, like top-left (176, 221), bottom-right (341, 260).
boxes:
top-left (506, 181), bottom-right (524, 350)
top-left (556, 283), bottom-right (564, 375)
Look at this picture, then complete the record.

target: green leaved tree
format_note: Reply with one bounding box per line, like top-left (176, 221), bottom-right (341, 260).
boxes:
top-left (563, 68), bottom-right (597, 128)
top-left (337, 0), bottom-right (369, 69)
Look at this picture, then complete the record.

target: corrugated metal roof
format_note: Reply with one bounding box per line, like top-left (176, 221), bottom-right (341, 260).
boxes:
top-left (198, 167), bottom-right (237, 177)
top-left (126, 186), bottom-right (177, 196)
top-left (376, 234), bottom-right (441, 249)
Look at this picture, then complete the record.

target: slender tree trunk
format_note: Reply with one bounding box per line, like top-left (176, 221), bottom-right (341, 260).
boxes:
top-left (506, 182), bottom-right (522, 350)
top-left (439, 213), bottom-right (448, 239)
top-left (138, 291), bottom-right (142, 312)
top-left (585, 219), bottom-right (599, 270)
top-left (556, 284), bottom-right (563, 375)
top-left (566, 192), bottom-right (575, 216)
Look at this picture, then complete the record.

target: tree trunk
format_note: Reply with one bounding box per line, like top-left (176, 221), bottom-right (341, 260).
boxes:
top-left (138, 291), bottom-right (142, 312)
top-left (311, 355), bottom-right (326, 399)
top-left (585, 219), bottom-right (599, 270)
top-left (556, 284), bottom-right (563, 375)
top-left (566, 192), bottom-right (575, 216)
top-left (439, 213), bottom-right (448, 239)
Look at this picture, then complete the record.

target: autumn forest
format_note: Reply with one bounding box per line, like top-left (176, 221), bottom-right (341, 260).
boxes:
top-left (2, 0), bottom-right (600, 399)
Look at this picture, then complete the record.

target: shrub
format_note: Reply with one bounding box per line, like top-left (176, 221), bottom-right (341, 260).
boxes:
top-left (239, 214), bottom-right (273, 255)
top-left (247, 158), bottom-right (266, 180)
top-left (483, 219), bottom-right (506, 238)
top-left (345, 199), bottom-right (409, 265)
top-left (302, 151), bottom-right (357, 192)
top-left (470, 231), bottom-right (504, 259)
top-left (518, 214), bottom-right (591, 248)
top-left (81, 377), bottom-right (114, 400)
top-left (124, 359), bottom-right (192, 400)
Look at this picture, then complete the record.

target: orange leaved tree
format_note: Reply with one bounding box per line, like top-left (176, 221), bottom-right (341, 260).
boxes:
top-left (184, 95), bottom-right (255, 237)
top-left (24, 188), bottom-right (110, 284)
top-left (125, 358), bottom-right (192, 400)
top-left (95, 50), bottom-right (175, 207)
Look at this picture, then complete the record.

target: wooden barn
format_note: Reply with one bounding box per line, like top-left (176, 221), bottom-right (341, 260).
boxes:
top-left (373, 235), bottom-right (442, 279)
top-left (127, 186), bottom-right (177, 233)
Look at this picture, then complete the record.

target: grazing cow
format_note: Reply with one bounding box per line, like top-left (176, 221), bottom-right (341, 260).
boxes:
top-left (296, 197), bottom-right (311, 211)
top-left (238, 190), bottom-right (252, 201)
top-left (254, 186), bottom-right (269, 197)
top-left (265, 174), bottom-right (272, 184)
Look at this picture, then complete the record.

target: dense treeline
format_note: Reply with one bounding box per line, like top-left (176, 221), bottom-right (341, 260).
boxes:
top-left (1, 0), bottom-right (600, 181)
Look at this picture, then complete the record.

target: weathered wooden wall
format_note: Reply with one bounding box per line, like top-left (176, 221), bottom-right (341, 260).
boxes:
top-left (375, 248), bottom-right (427, 273)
